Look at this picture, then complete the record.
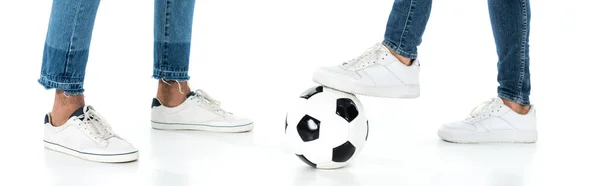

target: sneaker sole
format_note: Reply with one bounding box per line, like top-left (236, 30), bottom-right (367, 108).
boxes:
top-left (438, 129), bottom-right (537, 144)
top-left (44, 140), bottom-right (139, 163)
top-left (151, 121), bottom-right (254, 133)
top-left (312, 71), bottom-right (420, 98)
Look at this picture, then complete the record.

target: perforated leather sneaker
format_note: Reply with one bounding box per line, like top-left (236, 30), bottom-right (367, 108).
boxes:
top-left (312, 43), bottom-right (420, 98)
top-left (44, 106), bottom-right (139, 163)
top-left (151, 89), bottom-right (254, 132)
top-left (438, 97), bottom-right (538, 143)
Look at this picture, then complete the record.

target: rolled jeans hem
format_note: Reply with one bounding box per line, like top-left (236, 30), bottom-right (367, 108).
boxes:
top-left (152, 69), bottom-right (190, 81)
top-left (38, 75), bottom-right (84, 95)
top-left (381, 39), bottom-right (418, 59)
top-left (498, 92), bottom-right (530, 106)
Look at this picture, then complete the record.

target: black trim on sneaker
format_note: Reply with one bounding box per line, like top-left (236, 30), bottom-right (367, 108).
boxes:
top-left (45, 114), bottom-right (50, 124)
top-left (186, 91), bottom-right (196, 98)
top-left (152, 98), bottom-right (162, 108)
top-left (70, 107), bottom-right (86, 119)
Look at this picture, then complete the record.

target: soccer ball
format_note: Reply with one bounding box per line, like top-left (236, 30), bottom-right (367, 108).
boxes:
top-left (285, 86), bottom-right (369, 169)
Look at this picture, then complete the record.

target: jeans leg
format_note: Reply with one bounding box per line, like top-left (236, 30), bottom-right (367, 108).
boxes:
top-left (153, 0), bottom-right (196, 81)
top-left (489, 0), bottom-right (531, 105)
top-left (38, 0), bottom-right (101, 95)
top-left (382, 0), bottom-right (432, 59)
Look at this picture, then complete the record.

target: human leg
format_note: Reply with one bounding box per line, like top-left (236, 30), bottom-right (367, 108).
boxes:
top-left (150, 0), bottom-right (253, 132)
top-left (438, 0), bottom-right (536, 143)
top-left (312, 0), bottom-right (432, 98)
top-left (40, 0), bottom-right (138, 162)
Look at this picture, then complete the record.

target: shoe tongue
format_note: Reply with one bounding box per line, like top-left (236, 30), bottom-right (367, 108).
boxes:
top-left (492, 97), bottom-right (504, 105)
top-left (186, 91), bottom-right (196, 98)
top-left (70, 106), bottom-right (91, 120)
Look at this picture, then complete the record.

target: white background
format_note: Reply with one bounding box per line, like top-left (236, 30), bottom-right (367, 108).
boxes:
top-left (1, 0), bottom-right (599, 185)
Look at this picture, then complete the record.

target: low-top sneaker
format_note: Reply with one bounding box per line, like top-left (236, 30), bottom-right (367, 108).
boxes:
top-left (312, 43), bottom-right (420, 98)
top-left (151, 89), bottom-right (254, 132)
top-left (438, 97), bottom-right (537, 143)
top-left (44, 106), bottom-right (139, 163)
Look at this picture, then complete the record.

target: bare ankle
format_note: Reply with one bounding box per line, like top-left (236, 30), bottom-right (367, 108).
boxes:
top-left (156, 80), bottom-right (191, 107)
top-left (501, 98), bottom-right (530, 115)
top-left (385, 46), bottom-right (413, 66)
top-left (51, 90), bottom-right (85, 126)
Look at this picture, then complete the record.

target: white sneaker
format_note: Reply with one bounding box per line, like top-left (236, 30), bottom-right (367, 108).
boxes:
top-left (44, 106), bottom-right (139, 163)
top-left (151, 89), bottom-right (254, 132)
top-left (438, 97), bottom-right (537, 143)
top-left (312, 43), bottom-right (420, 98)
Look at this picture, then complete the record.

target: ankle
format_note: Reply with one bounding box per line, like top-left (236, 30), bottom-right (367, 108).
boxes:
top-left (501, 98), bottom-right (530, 115)
top-left (385, 46), bottom-right (412, 66)
top-left (51, 90), bottom-right (85, 126)
top-left (156, 80), bottom-right (191, 107)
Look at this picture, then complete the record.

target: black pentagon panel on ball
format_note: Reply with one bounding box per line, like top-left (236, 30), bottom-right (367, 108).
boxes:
top-left (300, 86), bottom-right (324, 99)
top-left (332, 141), bottom-right (356, 162)
top-left (296, 154), bottom-right (317, 168)
top-left (297, 115), bottom-right (321, 142)
top-left (336, 98), bottom-right (359, 122)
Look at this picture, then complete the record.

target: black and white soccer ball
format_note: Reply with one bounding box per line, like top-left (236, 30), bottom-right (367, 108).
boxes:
top-left (285, 86), bottom-right (369, 169)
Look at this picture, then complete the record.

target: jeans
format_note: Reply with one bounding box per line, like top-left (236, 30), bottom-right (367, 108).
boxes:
top-left (38, 0), bottom-right (196, 95)
top-left (382, 0), bottom-right (532, 105)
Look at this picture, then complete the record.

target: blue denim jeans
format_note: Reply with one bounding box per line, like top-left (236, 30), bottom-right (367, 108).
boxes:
top-left (38, 0), bottom-right (196, 95)
top-left (382, 0), bottom-right (531, 105)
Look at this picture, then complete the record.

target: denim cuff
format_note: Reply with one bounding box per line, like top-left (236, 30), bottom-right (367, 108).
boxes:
top-left (38, 75), bottom-right (84, 95)
top-left (382, 39), bottom-right (418, 59)
top-left (152, 69), bottom-right (190, 81)
top-left (498, 92), bottom-right (530, 106)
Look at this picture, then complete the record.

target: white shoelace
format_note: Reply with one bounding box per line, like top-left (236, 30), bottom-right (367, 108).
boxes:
top-left (341, 44), bottom-right (388, 71)
top-left (190, 89), bottom-right (232, 116)
top-left (464, 98), bottom-right (503, 123)
top-left (77, 107), bottom-right (115, 142)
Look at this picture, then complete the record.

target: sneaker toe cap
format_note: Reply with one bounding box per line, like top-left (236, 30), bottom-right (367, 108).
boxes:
top-left (81, 137), bottom-right (138, 155)
top-left (440, 122), bottom-right (478, 132)
top-left (313, 66), bottom-right (377, 87)
top-left (204, 116), bottom-right (253, 127)
top-left (314, 66), bottom-right (361, 80)
top-left (225, 117), bottom-right (254, 127)
top-left (107, 137), bottom-right (138, 153)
